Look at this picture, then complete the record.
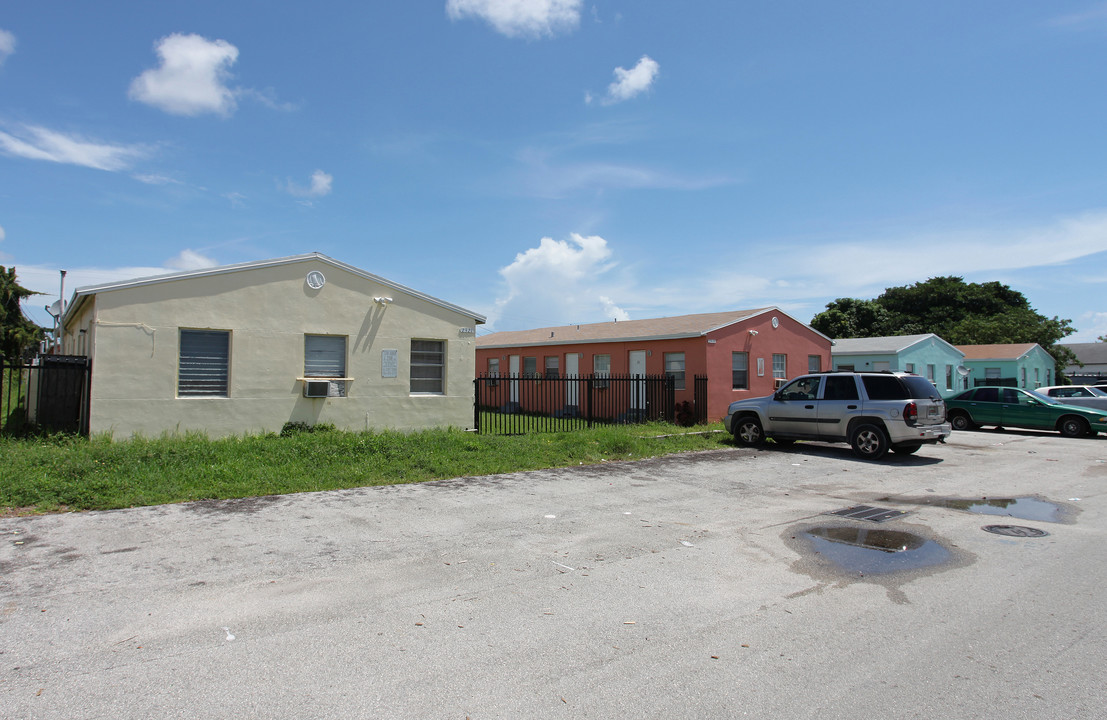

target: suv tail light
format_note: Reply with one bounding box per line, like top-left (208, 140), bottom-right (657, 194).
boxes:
top-left (904, 402), bottom-right (918, 426)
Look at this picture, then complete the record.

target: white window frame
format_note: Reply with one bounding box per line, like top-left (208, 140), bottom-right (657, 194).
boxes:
top-left (733, 352), bottom-right (749, 390)
top-left (178, 329), bottom-right (230, 397)
top-left (664, 352), bottom-right (686, 391)
top-left (411, 339), bottom-right (446, 394)
top-left (772, 353), bottom-right (787, 379)
top-left (593, 353), bottom-right (611, 388)
top-left (544, 355), bottom-right (560, 379)
top-left (304, 334), bottom-right (349, 397)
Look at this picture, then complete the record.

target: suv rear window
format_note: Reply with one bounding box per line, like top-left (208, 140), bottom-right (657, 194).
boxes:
top-left (898, 376), bottom-right (941, 399)
top-left (861, 375), bottom-right (908, 400)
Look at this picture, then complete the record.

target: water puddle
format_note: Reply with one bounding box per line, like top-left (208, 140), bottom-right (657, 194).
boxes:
top-left (800, 526), bottom-right (951, 575)
top-left (878, 496), bottom-right (1066, 523)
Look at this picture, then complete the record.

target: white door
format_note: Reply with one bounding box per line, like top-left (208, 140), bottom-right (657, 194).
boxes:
top-left (629, 350), bottom-right (647, 410)
top-left (509, 355), bottom-right (520, 404)
top-left (565, 353), bottom-right (580, 407)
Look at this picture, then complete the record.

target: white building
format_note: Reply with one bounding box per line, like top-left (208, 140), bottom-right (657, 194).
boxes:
top-left (61, 253), bottom-right (484, 438)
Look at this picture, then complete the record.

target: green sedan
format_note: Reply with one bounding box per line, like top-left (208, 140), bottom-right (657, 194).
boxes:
top-left (945, 386), bottom-right (1107, 438)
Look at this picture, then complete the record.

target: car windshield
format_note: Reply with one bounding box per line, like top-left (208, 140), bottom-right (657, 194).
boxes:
top-left (1025, 389), bottom-right (1061, 405)
top-left (1087, 386), bottom-right (1107, 397)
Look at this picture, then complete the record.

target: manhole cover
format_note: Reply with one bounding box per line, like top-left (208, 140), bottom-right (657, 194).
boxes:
top-left (982, 524), bottom-right (1049, 538)
top-left (824, 505), bottom-right (909, 523)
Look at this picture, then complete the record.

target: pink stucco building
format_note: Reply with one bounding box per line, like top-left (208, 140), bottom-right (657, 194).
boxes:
top-left (476, 307), bottom-right (832, 422)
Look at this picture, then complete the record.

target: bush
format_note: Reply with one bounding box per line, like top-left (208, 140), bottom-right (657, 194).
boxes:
top-left (279, 421), bottom-right (337, 437)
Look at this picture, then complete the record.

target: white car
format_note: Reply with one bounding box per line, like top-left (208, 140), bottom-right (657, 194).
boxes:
top-left (1036, 385), bottom-right (1107, 411)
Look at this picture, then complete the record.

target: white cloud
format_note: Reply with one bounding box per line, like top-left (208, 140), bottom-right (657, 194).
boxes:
top-left (0, 224), bottom-right (6, 242)
top-left (0, 28), bottom-right (15, 67)
top-left (133, 173), bottom-right (179, 185)
top-left (166, 249), bottom-right (218, 270)
top-left (15, 254), bottom-right (222, 326)
top-left (446, 0), bottom-right (582, 38)
top-left (286, 169), bottom-right (333, 198)
top-left (1073, 311), bottom-right (1107, 342)
top-left (483, 211), bottom-right (1107, 333)
top-left (129, 33), bottom-right (240, 117)
top-left (1050, 3), bottom-right (1107, 27)
top-left (489, 233), bottom-right (630, 329)
top-left (0, 124), bottom-right (149, 171)
top-left (515, 154), bottom-right (731, 198)
top-left (598, 55), bottom-right (659, 105)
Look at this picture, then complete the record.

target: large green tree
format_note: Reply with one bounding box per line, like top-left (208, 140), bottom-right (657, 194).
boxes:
top-left (0, 266), bottom-right (44, 360)
top-left (810, 276), bottom-right (1077, 377)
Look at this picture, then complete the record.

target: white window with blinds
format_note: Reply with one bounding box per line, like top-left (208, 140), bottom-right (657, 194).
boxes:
top-left (411, 339), bottom-right (445, 394)
top-left (305, 335), bottom-right (347, 397)
top-left (664, 352), bottom-right (686, 390)
top-left (178, 329), bottom-right (230, 397)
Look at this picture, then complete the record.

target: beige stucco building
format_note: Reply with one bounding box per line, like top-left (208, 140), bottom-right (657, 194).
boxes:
top-left (60, 253), bottom-right (485, 438)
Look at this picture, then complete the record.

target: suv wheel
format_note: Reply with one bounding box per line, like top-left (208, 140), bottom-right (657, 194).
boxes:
top-left (850, 423), bottom-right (889, 460)
top-left (733, 416), bottom-right (765, 447)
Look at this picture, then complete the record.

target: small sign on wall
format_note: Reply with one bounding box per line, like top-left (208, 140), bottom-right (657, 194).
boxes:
top-left (382, 349), bottom-right (398, 378)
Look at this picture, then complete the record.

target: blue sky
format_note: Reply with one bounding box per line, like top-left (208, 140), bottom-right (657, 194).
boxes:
top-left (2, 1), bottom-right (1106, 341)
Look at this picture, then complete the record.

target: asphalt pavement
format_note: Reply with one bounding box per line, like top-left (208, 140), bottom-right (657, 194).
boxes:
top-left (2, 429), bottom-right (1105, 719)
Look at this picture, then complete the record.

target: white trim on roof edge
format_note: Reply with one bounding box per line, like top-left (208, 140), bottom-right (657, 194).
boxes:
top-left (831, 333), bottom-right (964, 357)
top-left (477, 306), bottom-right (833, 348)
top-left (62, 252), bottom-right (485, 326)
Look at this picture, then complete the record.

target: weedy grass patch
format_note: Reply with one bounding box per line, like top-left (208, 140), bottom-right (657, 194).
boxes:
top-left (0, 422), bottom-right (729, 514)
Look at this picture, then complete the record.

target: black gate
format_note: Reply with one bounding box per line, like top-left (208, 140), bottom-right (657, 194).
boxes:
top-left (474, 373), bottom-right (681, 435)
top-left (1, 355), bottom-right (91, 435)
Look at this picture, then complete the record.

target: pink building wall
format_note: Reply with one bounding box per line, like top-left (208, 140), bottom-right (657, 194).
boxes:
top-left (476, 313), bottom-right (830, 422)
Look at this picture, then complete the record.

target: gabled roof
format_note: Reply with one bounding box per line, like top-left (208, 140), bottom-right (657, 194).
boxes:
top-left (477, 307), bottom-right (827, 348)
top-left (62, 252), bottom-right (485, 325)
top-left (830, 333), bottom-right (963, 357)
top-left (955, 343), bottom-right (1043, 361)
top-left (1062, 342), bottom-right (1107, 366)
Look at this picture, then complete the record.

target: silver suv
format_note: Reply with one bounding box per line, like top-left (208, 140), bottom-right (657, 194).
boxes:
top-left (723, 371), bottom-right (951, 460)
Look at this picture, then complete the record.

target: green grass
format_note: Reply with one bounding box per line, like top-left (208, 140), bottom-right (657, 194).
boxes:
top-left (1, 367), bottom-right (30, 431)
top-left (0, 422), bottom-right (730, 515)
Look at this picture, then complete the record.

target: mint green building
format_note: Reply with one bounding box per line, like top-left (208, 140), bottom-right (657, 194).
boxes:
top-left (831, 334), bottom-right (967, 395)
top-left (955, 343), bottom-right (1056, 391)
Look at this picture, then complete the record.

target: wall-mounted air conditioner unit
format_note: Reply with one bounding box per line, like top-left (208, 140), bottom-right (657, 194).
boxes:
top-left (773, 377), bottom-right (788, 389)
top-left (303, 380), bottom-right (331, 398)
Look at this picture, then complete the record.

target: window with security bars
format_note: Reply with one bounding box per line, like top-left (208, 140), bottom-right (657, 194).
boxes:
top-left (305, 335), bottom-right (347, 397)
top-left (411, 339), bottom-right (445, 393)
top-left (178, 329), bottom-right (230, 397)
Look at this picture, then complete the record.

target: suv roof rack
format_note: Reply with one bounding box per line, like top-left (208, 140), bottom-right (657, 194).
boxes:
top-left (810, 369), bottom-right (917, 376)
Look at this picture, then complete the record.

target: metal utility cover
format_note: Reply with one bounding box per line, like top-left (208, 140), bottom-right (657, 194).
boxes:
top-left (824, 505), bottom-right (909, 523)
top-left (982, 524), bottom-right (1049, 538)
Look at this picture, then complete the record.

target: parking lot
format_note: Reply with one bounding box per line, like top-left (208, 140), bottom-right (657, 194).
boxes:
top-left (2, 429), bottom-right (1105, 719)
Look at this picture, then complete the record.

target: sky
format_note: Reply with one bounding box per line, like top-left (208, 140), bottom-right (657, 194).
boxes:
top-left (2, 1), bottom-right (1107, 341)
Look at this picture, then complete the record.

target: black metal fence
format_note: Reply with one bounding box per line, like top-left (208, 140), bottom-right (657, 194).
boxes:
top-left (1, 355), bottom-right (91, 435)
top-left (973, 377), bottom-right (1018, 388)
top-left (474, 373), bottom-right (709, 435)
